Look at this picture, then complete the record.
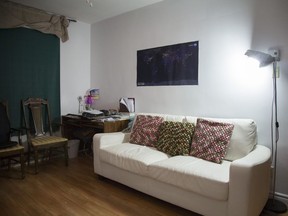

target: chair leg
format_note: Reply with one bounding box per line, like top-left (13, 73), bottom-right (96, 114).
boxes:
top-left (49, 148), bottom-right (52, 161)
top-left (34, 148), bottom-right (39, 174)
top-left (20, 152), bottom-right (25, 179)
top-left (64, 143), bottom-right (68, 167)
top-left (27, 144), bottom-right (31, 166)
top-left (8, 158), bottom-right (11, 171)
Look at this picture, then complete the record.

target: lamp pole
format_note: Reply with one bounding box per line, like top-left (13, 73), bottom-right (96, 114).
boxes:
top-left (265, 61), bottom-right (287, 213)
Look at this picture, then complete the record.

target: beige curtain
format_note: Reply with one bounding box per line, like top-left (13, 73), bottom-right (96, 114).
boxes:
top-left (0, 0), bottom-right (69, 42)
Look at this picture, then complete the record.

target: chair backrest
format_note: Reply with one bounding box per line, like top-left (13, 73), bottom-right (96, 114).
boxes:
top-left (22, 98), bottom-right (53, 137)
top-left (0, 101), bottom-right (10, 145)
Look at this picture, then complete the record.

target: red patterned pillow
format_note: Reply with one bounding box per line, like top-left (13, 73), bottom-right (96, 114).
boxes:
top-left (130, 115), bottom-right (164, 147)
top-left (190, 118), bottom-right (234, 163)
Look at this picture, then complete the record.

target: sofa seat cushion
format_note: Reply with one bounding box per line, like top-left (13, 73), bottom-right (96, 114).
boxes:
top-left (100, 143), bottom-right (170, 176)
top-left (148, 156), bottom-right (231, 201)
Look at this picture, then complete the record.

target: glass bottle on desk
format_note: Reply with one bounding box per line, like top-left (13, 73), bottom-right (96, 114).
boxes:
top-left (77, 96), bottom-right (84, 113)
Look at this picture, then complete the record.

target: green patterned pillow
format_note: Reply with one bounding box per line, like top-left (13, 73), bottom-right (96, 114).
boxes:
top-left (156, 121), bottom-right (195, 156)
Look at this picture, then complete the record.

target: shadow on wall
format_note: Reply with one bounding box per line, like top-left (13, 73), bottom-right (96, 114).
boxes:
top-left (248, 0), bottom-right (288, 206)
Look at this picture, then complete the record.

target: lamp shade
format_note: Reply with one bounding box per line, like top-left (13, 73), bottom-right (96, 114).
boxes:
top-left (245, 49), bottom-right (275, 67)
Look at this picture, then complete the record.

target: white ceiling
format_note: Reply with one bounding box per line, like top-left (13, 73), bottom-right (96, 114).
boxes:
top-left (10, 0), bottom-right (163, 24)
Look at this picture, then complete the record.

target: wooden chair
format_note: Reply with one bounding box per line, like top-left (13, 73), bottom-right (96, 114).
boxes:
top-left (22, 98), bottom-right (68, 174)
top-left (0, 101), bottom-right (25, 179)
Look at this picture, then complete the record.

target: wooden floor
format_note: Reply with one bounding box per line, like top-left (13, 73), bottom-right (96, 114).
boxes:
top-left (0, 156), bottom-right (287, 216)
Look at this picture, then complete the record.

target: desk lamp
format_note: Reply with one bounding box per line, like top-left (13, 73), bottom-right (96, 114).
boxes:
top-left (245, 49), bottom-right (287, 213)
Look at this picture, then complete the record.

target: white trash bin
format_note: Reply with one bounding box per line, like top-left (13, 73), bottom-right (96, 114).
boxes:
top-left (68, 139), bottom-right (80, 159)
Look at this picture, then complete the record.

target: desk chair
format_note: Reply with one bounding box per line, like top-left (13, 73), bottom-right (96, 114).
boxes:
top-left (0, 101), bottom-right (25, 179)
top-left (22, 98), bottom-right (68, 174)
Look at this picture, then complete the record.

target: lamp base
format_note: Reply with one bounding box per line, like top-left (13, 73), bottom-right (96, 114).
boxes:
top-left (265, 198), bottom-right (287, 213)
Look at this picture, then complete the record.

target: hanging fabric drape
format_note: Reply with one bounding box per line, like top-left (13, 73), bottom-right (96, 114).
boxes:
top-left (0, 0), bottom-right (70, 42)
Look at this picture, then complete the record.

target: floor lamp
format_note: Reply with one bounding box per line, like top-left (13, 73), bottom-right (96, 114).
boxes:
top-left (245, 49), bottom-right (287, 213)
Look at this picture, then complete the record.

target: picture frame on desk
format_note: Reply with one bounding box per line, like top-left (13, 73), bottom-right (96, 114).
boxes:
top-left (119, 97), bottom-right (135, 113)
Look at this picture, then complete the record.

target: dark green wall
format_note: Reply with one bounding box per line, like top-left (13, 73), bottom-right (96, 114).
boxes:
top-left (0, 27), bottom-right (60, 128)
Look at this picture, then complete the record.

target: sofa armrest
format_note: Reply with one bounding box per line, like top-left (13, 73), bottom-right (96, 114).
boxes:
top-left (93, 132), bottom-right (130, 148)
top-left (228, 145), bottom-right (271, 216)
top-left (93, 132), bottom-right (131, 174)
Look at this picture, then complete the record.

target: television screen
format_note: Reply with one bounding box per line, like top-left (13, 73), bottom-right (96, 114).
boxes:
top-left (137, 41), bottom-right (199, 86)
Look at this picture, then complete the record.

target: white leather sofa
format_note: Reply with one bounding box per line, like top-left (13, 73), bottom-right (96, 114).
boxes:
top-left (93, 113), bottom-right (271, 216)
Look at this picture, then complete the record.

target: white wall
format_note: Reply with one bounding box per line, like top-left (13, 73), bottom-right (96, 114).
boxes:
top-left (60, 21), bottom-right (91, 115)
top-left (91, 0), bottom-right (288, 199)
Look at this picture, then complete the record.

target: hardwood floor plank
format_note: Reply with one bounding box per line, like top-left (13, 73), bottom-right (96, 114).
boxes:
top-left (0, 156), bottom-right (287, 216)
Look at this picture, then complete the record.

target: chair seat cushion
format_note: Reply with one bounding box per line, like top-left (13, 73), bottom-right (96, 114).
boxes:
top-left (32, 136), bottom-right (67, 146)
top-left (0, 144), bottom-right (24, 156)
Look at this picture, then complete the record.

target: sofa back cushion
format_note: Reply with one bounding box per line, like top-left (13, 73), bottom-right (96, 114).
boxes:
top-left (185, 116), bottom-right (257, 161)
top-left (132, 113), bottom-right (257, 161)
top-left (219, 118), bottom-right (257, 161)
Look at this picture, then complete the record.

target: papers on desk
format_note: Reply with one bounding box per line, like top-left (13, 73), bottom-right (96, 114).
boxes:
top-left (91, 116), bottom-right (122, 122)
top-left (83, 109), bottom-right (103, 115)
top-left (119, 97), bottom-right (135, 112)
top-left (82, 110), bottom-right (104, 119)
top-left (104, 117), bottom-right (116, 122)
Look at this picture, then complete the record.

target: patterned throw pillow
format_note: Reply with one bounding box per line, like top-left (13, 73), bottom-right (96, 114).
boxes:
top-left (156, 121), bottom-right (195, 156)
top-left (129, 115), bottom-right (164, 147)
top-left (190, 118), bottom-right (234, 163)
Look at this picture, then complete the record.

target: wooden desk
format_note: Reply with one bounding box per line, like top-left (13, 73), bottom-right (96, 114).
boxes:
top-left (61, 114), bottom-right (129, 151)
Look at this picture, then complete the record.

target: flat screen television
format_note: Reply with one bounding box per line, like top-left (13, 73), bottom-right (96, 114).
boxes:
top-left (137, 41), bottom-right (199, 86)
